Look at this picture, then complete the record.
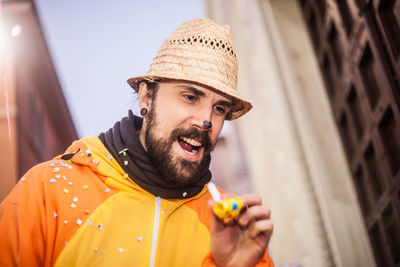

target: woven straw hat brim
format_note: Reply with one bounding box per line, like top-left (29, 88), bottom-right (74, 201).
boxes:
top-left (127, 76), bottom-right (252, 120)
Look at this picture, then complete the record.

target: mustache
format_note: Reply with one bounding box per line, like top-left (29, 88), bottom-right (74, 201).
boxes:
top-left (170, 127), bottom-right (213, 152)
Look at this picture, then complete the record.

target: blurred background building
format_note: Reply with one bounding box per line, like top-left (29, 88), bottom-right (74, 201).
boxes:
top-left (0, 0), bottom-right (399, 266)
top-left (207, 0), bottom-right (399, 266)
top-left (0, 0), bottom-right (77, 201)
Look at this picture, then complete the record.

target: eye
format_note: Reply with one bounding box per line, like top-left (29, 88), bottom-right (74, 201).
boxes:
top-left (214, 105), bottom-right (228, 115)
top-left (183, 94), bottom-right (197, 103)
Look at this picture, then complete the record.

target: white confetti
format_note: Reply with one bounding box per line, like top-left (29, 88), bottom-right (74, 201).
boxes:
top-left (68, 166), bottom-right (73, 170)
top-left (182, 192), bottom-right (187, 197)
top-left (119, 148), bottom-right (128, 154)
top-left (64, 220), bottom-right (68, 224)
top-left (107, 155), bottom-right (113, 160)
top-left (68, 182), bottom-right (73, 185)
top-left (49, 163), bottom-right (55, 167)
top-left (56, 174), bottom-right (60, 178)
top-left (63, 176), bottom-right (67, 181)
top-left (118, 248), bottom-right (124, 253)
top-left (94, 247), bottom-right (99, 252)
top-left (53, 167), bottom-right (60, 172)
top-left (136, 236), bottom-right (143, 243)
top-left (20, 177), bottom-right (26, 181)
top-left (76, 218), bottom-right (83, 226)
top-left (124, 160), bottom-right (128, 165)
top-left (105, 188), bottom-right (110, 193)
top-left (49, 179), bottom-right (57, 183)
top-left (73, 196), bottom-right (78, 202)
top-left (53, 211), bottom-right (58, 218)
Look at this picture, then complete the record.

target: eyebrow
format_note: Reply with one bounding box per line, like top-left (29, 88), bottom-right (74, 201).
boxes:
top-left (215, 100), bottom-right (232, 108)
top-left (177, 85), bottom-right (233, 106)
top-left (184, 86), bottom-right (206, 97)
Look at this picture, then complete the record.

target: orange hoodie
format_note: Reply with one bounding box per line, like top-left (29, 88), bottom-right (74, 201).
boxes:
top-left (0, 135), bottom-right (273, 266)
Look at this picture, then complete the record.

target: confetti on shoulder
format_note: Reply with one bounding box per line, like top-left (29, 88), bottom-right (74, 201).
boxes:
top-left (20, 177), bottom-right (26, 181)
top-left (105, 188), bottom-right (110, 193)
top-left (49, 179), bottom-right (57, 183)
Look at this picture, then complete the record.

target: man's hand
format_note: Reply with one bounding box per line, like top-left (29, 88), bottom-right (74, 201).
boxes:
top-left (209, 194), bottom-right (273, 267)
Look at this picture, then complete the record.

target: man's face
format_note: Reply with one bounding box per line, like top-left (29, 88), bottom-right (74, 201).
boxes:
top-left (139, 80), bottom-right (232, 186)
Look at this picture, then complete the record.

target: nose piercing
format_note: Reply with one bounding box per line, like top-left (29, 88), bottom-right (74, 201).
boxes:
top-left (203, 120), bottom-right (212, 129)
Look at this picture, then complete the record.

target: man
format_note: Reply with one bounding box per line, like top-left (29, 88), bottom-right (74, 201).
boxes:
top-left (0, 18), bottom-right (273, 266)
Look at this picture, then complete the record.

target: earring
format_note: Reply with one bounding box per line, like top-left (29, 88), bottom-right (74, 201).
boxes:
top-left (203, 120), bottom-right (212, 129)
top-left (140, 108), bottom-right (148, 116)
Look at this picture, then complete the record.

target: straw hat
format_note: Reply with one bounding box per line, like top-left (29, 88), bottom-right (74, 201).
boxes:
top-left (127, 17), bottom-right (252, 120)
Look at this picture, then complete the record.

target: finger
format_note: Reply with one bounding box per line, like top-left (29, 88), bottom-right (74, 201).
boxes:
top-left (249, 219), bottom-right (274, 241)
top-left (238, 205), bottom-right (271, 227)
top-left (240, 194), bottom-right (262, 208)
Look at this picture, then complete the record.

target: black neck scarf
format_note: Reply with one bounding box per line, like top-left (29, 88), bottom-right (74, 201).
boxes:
top-left (98, 110), bottom-right (212, 199)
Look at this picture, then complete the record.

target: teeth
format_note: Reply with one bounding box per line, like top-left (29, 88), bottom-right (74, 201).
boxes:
top-left (182, 137), bottom-right (201, 147)
top-left (186, 149), bottom-right (198, 155)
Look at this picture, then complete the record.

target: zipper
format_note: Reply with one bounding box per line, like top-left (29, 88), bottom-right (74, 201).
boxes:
top-left (150, 196), bottom-right (161, 267)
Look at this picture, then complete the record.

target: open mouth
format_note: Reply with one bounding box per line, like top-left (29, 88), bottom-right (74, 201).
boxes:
top-left (178, 136), bottom-right (202, 155)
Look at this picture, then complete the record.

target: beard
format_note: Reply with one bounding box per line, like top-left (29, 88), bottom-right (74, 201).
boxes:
top-left (144, 108), bottom-right (213, 187)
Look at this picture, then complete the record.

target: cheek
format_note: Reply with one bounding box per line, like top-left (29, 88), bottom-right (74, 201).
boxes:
top-left (162, 104), bottom-right (194, 125)
top-left (211, 120), bottom-right (225, 142)
top-left (153, 106), bottom-right (188, 134)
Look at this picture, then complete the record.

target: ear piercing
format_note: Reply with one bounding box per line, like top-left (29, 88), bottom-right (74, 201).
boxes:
top-left (203, 120), bottom-right (212, 129)
top-left (140, 108), bottom-right (148, 116)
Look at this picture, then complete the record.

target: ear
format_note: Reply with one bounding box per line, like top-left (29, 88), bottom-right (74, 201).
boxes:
top-left (138, 82), bottom-right (153, 111)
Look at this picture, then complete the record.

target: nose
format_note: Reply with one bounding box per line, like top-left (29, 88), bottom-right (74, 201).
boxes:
top-left (191, 107), bottom-right (213, 131)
